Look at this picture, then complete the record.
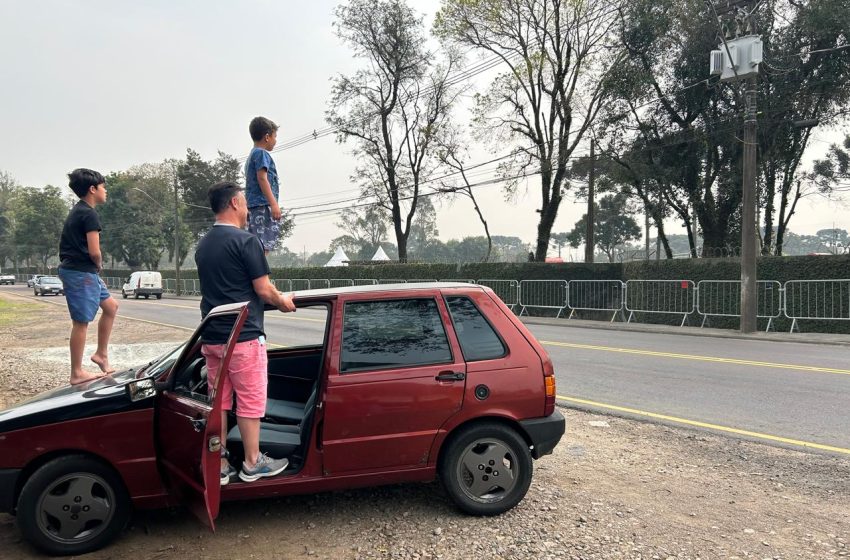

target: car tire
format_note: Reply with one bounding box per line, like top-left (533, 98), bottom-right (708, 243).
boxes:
top-left (439, 423), bottom-right (532, 516)
top-left (121, 290), bottom-right (127, 299)
top-left (155, 294), bottom-right (162, 300)
top-left (16, 454), bottom-right (131, 556)
top-left (33, 289), bottom-right (38, 296)
top-left (144, 295), bottom-right (149, 299)
top-left (134, 293), bottom-right (140, 300)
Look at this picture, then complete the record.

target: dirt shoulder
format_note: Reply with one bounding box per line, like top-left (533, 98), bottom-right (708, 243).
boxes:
top-left (0, 292), bottom-right (847, 560)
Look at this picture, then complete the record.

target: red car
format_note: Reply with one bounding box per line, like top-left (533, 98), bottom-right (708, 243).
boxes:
top-left (0, 283), bottom-right (564, 555)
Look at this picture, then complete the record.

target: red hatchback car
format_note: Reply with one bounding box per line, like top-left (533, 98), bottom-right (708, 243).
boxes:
top-left (0, 283), bottom-right (565, 555)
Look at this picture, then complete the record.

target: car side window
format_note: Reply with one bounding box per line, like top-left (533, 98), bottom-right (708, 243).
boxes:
top-left (445, 296), bottom-right (507, 361)
top-left (340, 298), bottom-right (453, 373)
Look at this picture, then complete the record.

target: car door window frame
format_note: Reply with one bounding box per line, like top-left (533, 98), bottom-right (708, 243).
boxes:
top-left (338, 296), bottom-right (455, 374)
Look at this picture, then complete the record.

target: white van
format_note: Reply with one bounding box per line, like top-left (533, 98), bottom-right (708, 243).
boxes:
top-left (121, 271), bottom-right (163, 300)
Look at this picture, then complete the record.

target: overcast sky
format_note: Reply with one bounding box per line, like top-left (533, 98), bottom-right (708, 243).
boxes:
top-left (1, 0), bottom-right (846, 257)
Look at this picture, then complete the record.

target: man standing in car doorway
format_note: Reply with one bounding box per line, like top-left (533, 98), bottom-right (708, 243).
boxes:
top-left (195, 181), bottom-right (297, 485)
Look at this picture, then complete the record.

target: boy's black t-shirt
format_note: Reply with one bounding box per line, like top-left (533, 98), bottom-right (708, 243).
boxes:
top-left (58, 201), bottom-right (101, 273)
top-left (195, 224), bottom-right (270, 344)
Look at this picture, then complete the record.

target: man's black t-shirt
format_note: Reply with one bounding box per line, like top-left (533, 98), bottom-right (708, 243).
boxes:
top-left (58, 201), bottom-right (101, 273)
top-left (195, 224), bottom-right (270, 344)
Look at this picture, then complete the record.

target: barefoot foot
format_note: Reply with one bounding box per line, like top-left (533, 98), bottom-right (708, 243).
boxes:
top-left (70, 370), bottom-right (106, 385)
top-left (90, 354), bottom-right (116, 374)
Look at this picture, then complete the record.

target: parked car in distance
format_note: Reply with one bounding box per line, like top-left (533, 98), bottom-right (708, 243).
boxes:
top-left (0, 271), bottom-right (14, 285)
top-left (32, 276), bottom-right (64, 296)
top-left (26, 274), bottom-right (46, 288)
top-left (0, 283), bottom-right (565, 555)
top-left (122, 271), bottom-right (163, 300)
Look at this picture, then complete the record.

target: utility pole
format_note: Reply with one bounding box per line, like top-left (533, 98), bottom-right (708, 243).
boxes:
top-left (710, 1), bottom-right (762, 332)
top-left (585, 142), bottom-right (595, 263)
top-left (173, 169), bottom-right (181, 297)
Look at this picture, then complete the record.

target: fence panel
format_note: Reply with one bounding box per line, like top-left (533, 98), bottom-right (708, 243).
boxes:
top-left (784, 279), bottom-right (850, 332)
top-left (309, 279), bottom-right (331, 290)
top-left (567, 280), bottom-right (626, 321)
top-left (290, 279), bottom-right (311, 291)
top-left (329, 279), bottom-right (354, 288)
top-left (163, 278), bottom-right (176, 294)
top-left (408, 279), bottom-right (438, 283)
top-left (272, 279), bottom-right (292, 292)
top-left (440, 279), bottom-right (476, 283)
top-left (478, 279), bottom-right (520, 310)
top-left (518, 280), bottom-right (568, 318)
top-left (696, 280), bottom-right (783, 331)
top-left (377, 279), bottom-right (407, 285)
top-left (353, 279), bottom-right (378, 286)
top-left (625, 280), bottom-right (696, 327)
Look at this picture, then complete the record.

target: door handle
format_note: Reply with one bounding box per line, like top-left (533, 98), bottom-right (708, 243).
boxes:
top-left (191, 418), bottom-right (206, 432)
top-left (435, 371), bottom-right (466, 382)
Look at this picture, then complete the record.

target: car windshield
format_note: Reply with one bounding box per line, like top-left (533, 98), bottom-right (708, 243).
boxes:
top-left (43, 278), bottom-right (61, 284)
top-left (139, 343), bottom-right (186, 379)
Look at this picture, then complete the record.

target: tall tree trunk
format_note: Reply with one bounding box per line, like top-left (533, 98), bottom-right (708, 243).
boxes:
top-left (762, 167), bottom-right (776, 255)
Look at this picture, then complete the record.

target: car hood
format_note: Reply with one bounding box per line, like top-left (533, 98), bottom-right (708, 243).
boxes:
top-left (0, 368), bottom-right (155, 433)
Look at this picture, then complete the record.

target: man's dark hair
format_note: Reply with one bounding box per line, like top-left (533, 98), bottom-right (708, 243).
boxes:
top-left (67, 168), bottom-right (105, 198)
top-left (249, 116), bottom-right (279, 141)
top-left (208, 181), bottom-right (243, 214)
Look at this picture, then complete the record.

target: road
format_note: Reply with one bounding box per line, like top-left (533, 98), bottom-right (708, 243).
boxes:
top-left (5, 284), bottom-right (850, 457)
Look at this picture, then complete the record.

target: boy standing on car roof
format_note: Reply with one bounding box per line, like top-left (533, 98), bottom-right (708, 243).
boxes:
top-left (57, 168), bottom-right (119, 385)
top-left (195, 181), bottom-right (297, 485)
top-left (244, 116), bottom-right (283, 255)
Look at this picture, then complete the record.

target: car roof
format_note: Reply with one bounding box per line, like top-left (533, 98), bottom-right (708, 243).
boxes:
top-left (290, 281), bottom-right (483, 300)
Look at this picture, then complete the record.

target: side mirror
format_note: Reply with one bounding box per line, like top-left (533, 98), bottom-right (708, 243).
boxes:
top-left (126, 378), bottom-right (156, 402)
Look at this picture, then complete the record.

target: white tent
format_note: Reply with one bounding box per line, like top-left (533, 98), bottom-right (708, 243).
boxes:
top-left (371, 246), bottom-right (391, 261)
top-left (324, 247), bottom-right (349, 267)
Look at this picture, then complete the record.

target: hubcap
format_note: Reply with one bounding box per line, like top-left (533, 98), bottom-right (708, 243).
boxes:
top-left (456, 439), bottom-right (518, 503)
top-left (36, 473), bottom-right (115, 544)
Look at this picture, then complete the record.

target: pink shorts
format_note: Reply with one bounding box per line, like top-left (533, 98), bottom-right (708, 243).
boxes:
top-left (202, 338), bottom-right (268, 419)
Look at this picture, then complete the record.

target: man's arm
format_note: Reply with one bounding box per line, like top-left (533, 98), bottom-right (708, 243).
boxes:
top-left (256, 169), bottom-right (282, 220)
top-left (252, 275), bottom-right (296, 312)
top-left (86, 231), bottom-right (103, 272)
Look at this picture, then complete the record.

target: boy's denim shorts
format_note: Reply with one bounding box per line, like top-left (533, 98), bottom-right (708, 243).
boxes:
top-left (248, 205), bottom-right (282, 252)
top-left (58, 268), bottom-right (110, 323)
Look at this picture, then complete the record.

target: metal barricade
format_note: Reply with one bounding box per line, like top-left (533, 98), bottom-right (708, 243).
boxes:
top-left (625, 280), bottom-right (696, 327)
top-left (329, 279), bottom-right (354, 288)
top-left (377, 279), bottom-right (407, 285)
top-left (783, 279), bottom-right (850, 333)
top-left (353, 279), bottom-right (378, 286)
top-left (408, 279), bottom-right (438, 283)
top-left (290, 279), bottom-right (310, 291)
top-left (696, 280), bottom-right (783, 331)
top-left (273, 279), bottom-right (292, 292)
top-left (567, 280), bottom-right (626, 321)
top-left (518, 280), bottom-right (568, 318)
top-left (163, 278), bottom-right (176, 294)
top-left (309, 279), bottom-right (330, 290)
top-left (478, 279), bottom-right (520, 310)
top-left (440, 279), bottom-right (476, 283)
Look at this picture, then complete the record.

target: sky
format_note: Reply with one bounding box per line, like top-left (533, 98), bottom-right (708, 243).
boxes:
top-left (0, 0), bottom-right (847, 258)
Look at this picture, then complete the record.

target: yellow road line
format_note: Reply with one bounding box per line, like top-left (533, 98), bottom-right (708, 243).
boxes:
top-left (558, 394), bottom-right (850, 456)
top-left (542, 340), bottom-right (850, 376)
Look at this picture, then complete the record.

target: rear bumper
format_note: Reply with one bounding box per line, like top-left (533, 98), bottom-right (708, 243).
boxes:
top-left (134, 288), bottom-right (162, 296)
top-left (520, 410), bottom-right (565, 459)
top-left (0, 469), bottom-right (21, 513)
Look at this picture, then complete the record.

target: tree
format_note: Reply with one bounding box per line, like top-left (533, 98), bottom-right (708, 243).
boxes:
top-left (435, 0), bottom-right (621, 261)
top-left (566, 193), bottom-right (641, 262)
top-left (549, 232), bottom-right (570, 258)
top-left (334, 206), bottom-right (390, 260)
top-left (327, 0), bottom-right (461, 261)
top-left (811, 135), bottom-right (850, 195)
top-left (0, 171), bottom-right (20, 269)
top-left (12, 186), bottom-right (68, 270)
top-left (406, 196), bottom-right (440, 260)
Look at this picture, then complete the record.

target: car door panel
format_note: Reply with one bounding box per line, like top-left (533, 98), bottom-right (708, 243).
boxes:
top-left (155, 302), bottom-right (249, 530)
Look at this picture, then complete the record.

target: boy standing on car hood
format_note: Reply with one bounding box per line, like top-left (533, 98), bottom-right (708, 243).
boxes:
top-left (195, 181), bottom-right (296, 485)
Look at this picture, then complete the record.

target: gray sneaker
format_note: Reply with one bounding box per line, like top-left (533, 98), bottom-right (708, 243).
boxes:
top-left (239, 453), bottom-right (289, 482)
top-left (220, 463), bottom-right (237, 486)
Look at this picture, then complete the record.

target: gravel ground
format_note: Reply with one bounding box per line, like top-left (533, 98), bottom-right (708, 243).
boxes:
top-left (0, 291), bottom-right (848, 560)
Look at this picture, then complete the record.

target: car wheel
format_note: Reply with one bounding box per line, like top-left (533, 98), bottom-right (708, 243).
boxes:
top-left (134, 293), bottom-right (140, 300)
top-left (439, 423), bottom-right (532, 516)
top-left (121, 290), bottom-right (127, 299)
top-left (34, 289), bottom-right (38, 296)
top-left (155, 294), bottom-right (162, 300)
top-left (144, 295), bottom-right (149, 299)
top-left (16, 455), bottom-right (131, 556)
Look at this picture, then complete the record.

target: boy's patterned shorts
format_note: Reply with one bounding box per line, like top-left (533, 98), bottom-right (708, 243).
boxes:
top-left (248, 205), bottom-right (282, 252)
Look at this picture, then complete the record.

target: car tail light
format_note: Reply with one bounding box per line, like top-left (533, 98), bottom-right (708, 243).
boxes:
top-left (543, 354), bottom-right (556, 416)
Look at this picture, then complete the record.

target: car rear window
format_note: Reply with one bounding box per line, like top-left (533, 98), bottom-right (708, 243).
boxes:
top-left (445, 296), bottom-right (507, 361)
top-left (340, 298), bottom-right (452, 372)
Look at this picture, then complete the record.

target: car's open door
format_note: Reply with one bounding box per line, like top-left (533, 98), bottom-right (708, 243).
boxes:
top-left (155, 302), bottom-right (249, 530)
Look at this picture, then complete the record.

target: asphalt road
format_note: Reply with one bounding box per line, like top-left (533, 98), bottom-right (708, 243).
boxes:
top-left (5, 284), bottom-right (850, 457)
